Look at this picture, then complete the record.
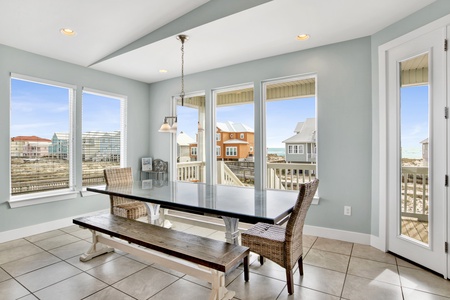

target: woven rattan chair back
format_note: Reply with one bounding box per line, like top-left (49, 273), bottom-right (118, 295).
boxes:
top-left (104, 167), bottom-right (147, 219)
top-left (241, 178), bottom-right (319, 295)
top-left (284, 178), bottom-right (319, 269)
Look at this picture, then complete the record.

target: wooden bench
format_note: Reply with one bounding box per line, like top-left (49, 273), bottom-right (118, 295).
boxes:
top-left (73, 213), bottom-right (250, 300)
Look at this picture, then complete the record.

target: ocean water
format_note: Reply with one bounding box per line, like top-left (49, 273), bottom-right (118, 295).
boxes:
top-left (268, 147), bottom-right (285, 157)
top-left (402, 147), bottom-right (422, 159)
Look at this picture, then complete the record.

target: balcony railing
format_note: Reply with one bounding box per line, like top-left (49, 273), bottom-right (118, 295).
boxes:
top-left (401, 166), bottom-right (428, 222)
top-left (267, 162), bottom-right (316, 190)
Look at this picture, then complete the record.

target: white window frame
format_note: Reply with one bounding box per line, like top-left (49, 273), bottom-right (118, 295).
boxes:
top-left (8, 76), bottom-right (128, 207)
top-left (262, 73), bottom-right (318, 202)
top-left (240, 133), bottom-right (245, 139)
top-left (226, 146), bottom-right (237, 156)
top-left (216, 133), bottom-right (221, 141)
top-left (191, 147), bottom-right (198, 156)
top-left (298, 144), bottom-right (305, 154)
top-left (216, 146), bottom-right (221, 156)
top-left (9, 74), bottom-right (77, 207)
top-left (81, 88), bottom-right (128, 190)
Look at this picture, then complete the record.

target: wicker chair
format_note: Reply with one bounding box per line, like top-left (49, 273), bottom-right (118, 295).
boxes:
top-left (241, 178), bottom-right (319, 295)
top-left (104, 167), bottom-right (147, 220)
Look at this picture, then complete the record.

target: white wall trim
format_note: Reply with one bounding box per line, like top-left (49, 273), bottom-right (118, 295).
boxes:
top-left (303, 224), bottom-right (371, 245)
top-left (0, 209), bottom-right (108, 243)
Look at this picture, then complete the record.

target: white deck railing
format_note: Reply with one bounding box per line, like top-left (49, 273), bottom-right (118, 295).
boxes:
top-left (177, 161), bottom-right (204, 182)
top-left (401, 166), bottom-right (428, 221)
top-left (267, 162), bottom-right (316, 190)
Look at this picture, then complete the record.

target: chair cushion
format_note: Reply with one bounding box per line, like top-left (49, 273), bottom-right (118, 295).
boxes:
top-left (241, 222), bottom-right (286, 266)
top-left (113, 202), bottom-right (147, 219)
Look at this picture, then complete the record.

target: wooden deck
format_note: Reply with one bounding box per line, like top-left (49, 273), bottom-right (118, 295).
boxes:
top-left (401, 217), bottom-right (428, 244)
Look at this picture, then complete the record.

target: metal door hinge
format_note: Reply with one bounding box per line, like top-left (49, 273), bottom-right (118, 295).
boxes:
top-left (446, 242), bottom-right (448, 253)
top-left (445, 107), bottom-right (449, 119)
top-left (445, 39), bottom-right (448, 51)
top-left (446, 175), bottom-right (449, 187)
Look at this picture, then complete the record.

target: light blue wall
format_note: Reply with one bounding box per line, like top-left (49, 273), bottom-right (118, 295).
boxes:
top-left (0, 44), bottom-right (150, 232)
top-left (149, 37), bottom-right (373, 234)
top-left (370, 0), bottom-right (450, 236)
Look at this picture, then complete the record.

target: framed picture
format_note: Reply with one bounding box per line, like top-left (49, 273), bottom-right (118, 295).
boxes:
top-left (142, 157), bottom-right (152, 171)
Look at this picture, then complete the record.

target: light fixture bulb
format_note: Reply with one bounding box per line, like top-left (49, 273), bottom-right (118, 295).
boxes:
top-left (170, 122), bottom-right (178, 133)
top-left (296, 34), bottom-right (310, 41)
top-left (158, 122), bottom-right (171, 132)
top-left (60, 28), bottom-right (76, 36)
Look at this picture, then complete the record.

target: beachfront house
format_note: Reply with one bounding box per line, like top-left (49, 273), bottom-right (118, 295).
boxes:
top-left (282, 118), bottom-right (316, 163)
top-left (10, 136), bottom-right (51, 158)
top-left (177, 131), bottom-right (195, 162)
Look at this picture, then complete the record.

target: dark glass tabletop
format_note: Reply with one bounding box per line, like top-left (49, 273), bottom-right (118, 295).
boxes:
top-left (87, 181), bottom-right (299, 224)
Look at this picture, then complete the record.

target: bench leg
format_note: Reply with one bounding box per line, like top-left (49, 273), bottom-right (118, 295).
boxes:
top-left (79, 229), bottom-right (114, 262)
top-left (222, 216), bottom-right (239, 245)
top-left (210, 270), bottom-right (235, 300)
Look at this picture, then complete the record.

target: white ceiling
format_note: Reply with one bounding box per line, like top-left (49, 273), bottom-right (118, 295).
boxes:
top-left (0, 0), bottom-right (435, 83)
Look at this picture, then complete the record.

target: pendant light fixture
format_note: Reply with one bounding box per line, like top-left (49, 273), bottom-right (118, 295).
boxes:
top-left (158, 34), bottom-right (191, 134)
top-left (177, 34), bottom-right (188, 106)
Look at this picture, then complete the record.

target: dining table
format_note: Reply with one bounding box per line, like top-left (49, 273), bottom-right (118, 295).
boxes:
top-left (87, 180), bottom-right (299, 244)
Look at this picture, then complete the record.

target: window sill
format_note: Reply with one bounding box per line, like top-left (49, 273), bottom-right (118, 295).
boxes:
top-left (9, 190), bottom-right (78, 208)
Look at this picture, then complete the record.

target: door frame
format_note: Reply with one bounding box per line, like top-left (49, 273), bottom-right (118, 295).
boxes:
top-left (377, 15), bottom-right (449, 277)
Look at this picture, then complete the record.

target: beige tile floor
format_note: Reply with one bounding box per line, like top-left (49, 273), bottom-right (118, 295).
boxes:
top-left (1, 221), bottom-right (450, 300)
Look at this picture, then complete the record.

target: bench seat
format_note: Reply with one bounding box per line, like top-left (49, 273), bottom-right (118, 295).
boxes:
top-left (73, 213), bottom-right (249, 300)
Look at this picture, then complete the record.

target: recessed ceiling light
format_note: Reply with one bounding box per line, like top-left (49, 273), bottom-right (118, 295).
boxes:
top-left (159, 69), bottom-right (168, 73)
top-left (60, 28), bottom-right (76, 36)
top-left (296, 34), bottom-right (310, 41)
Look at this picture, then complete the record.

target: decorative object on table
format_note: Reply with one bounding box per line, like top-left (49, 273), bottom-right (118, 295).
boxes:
top-left (142, 179), bottom-right (153, 189)
top-left (241, 178), bottom-right (319, 295)
top-left (104, 167), bottom-right (147, 220)
top-left (141, 157), bottom-right (152, 171)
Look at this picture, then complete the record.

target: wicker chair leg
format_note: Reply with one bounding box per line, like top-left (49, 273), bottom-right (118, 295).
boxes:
top-left (286, 269), bottom-right (294, 295)
top-left (298, 256), bottom-right (304, 276)
top-left (259, 255), bottom-right (264, 265)
top-left (244, 256), bottom-right (249, 282)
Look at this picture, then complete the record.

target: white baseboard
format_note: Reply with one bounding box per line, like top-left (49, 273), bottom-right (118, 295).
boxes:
top-left (0, 209), bottom-right (108, 243)
top-left (303, 224), bottom-right (371, 245)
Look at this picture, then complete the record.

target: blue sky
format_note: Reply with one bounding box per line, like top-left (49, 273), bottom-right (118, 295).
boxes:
top-left (11, 78), bottom-right (428, 157)
top-left (177, 97), bottom-right (316, 148)
top-left (11, 79), bottom-right (120, 139)
top-left (400, 85), bottom-right (428, 157)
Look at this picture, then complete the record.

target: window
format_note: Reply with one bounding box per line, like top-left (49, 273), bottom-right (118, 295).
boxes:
top-left (215, 85), bottom-right (254, 187)
top-left (265, 76), bottom-right (317, 190)
top-left (226, 147), bottom-right (237, 156)
top-left (216, 133), bottom-right (221, 141)
top-left (82, 90), bottom-right (125, 187)
top-left (298, 144), bottom-right (304, 154)
top-left (216, 146), bottom-right (221, 156)
top-left (10, 75), bottom-right (127, 203)
top-left (10, 76), bottom-right (75, 196)
top-left (176, 94), bottom-right (205, 182)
